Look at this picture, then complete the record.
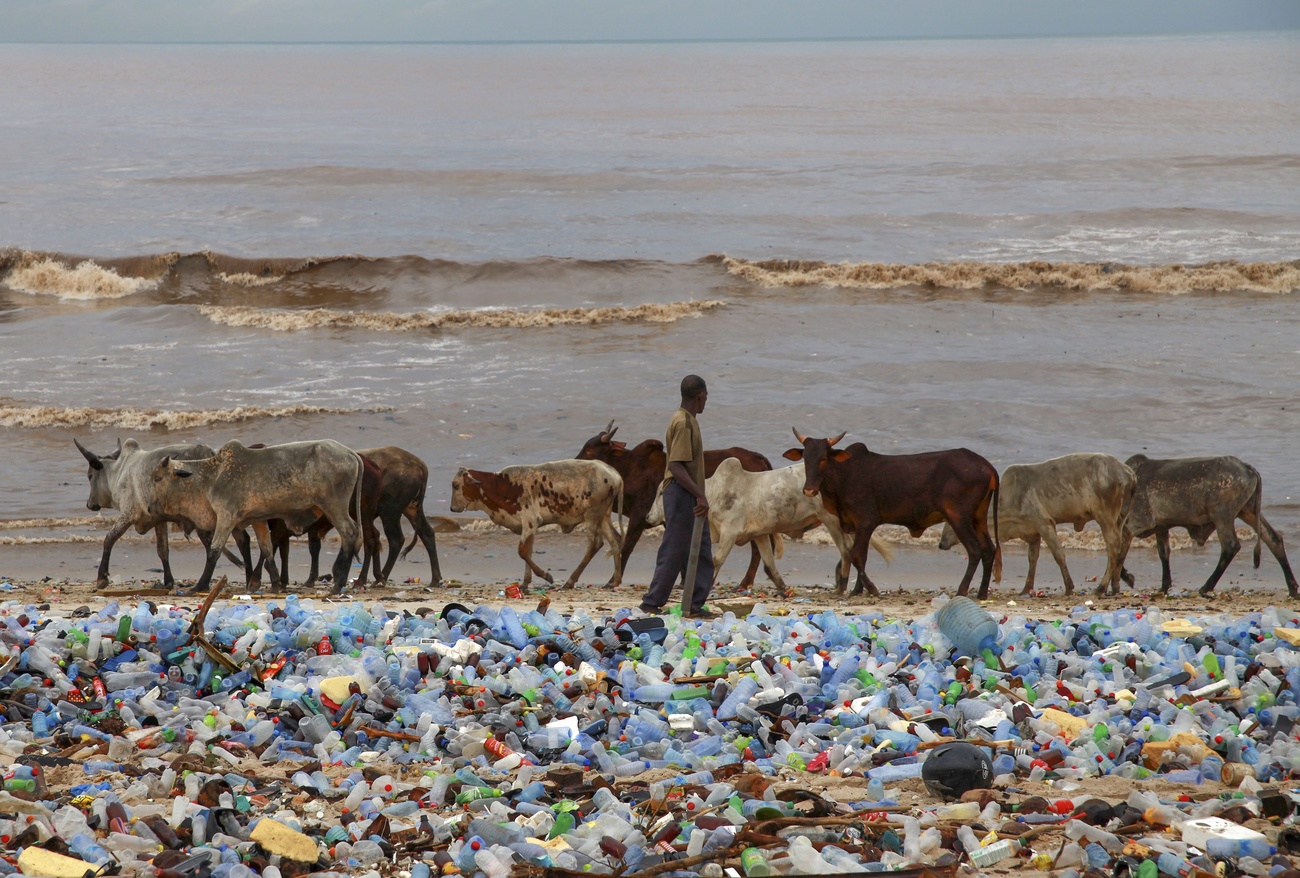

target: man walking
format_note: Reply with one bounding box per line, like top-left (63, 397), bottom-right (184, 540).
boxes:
top-left (640, 375), bottom-right (717, 618)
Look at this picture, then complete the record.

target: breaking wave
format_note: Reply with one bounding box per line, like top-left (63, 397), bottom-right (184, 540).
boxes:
top-left (0, 517), bottom-right (110, 531)
top-left (0, 402), bottom-right (393, 430)
top-left (3, 254), bottom-right (165, 300)
top-left (0, 535), bottom-right (104, 545)
top-left (722, 257), bottom-right (1300, 295)
top-left (196, 300), bottom-right (725, 332)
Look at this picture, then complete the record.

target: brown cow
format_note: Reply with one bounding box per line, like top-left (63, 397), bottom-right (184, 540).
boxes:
top-left (357, 446), bottom-right (443, 588)
top-left (784, 429), bottom-right (1000, 599)
top-left (576, 420), bottom-right (773, 586)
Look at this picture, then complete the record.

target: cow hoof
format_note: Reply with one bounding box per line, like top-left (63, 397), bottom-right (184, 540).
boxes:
top-left (1198, 586), bottom-right (1216, 598)
top-left (560, 582), bottom-right (576, 591)
top-left (93, 579), bottom-right (110, 590)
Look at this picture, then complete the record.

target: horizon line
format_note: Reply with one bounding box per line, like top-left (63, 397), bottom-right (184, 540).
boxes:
top-left (2, 28), bottom-right (1297, 47)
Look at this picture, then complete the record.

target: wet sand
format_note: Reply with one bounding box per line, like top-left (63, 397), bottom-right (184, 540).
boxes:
top-left (1, 523), bottom-right (1295, 619)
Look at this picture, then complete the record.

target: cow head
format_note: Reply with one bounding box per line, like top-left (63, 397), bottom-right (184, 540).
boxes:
top-left (147, 456), bottom-right (195, 517)
top-left (449, 467), bottom-right (480, 513)
top-left (782, 428), bottom-right (848, 496)
top-left (576, 420), bottom-right (627, 461)
top-left (76, 437), bottom-right (124, 511)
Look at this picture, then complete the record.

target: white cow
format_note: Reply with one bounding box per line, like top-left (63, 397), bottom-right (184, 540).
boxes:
top-left (648, 458), bottom-right (892, 594)
top-left (939, 452), bottom-right (1136, 595)
top-left (76, 438), bottom-right (217, 589)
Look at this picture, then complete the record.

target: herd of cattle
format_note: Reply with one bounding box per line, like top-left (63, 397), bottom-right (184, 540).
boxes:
top-left (71, 422), bottom-right (1300, 600)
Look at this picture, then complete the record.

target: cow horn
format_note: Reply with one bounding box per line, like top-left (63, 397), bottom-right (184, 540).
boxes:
top-left (791, 427), bottom-right (808, 444)
top-left (74, 438), bottom-right (103, 470)
top-left (827, 431), bottom-right (847, 447)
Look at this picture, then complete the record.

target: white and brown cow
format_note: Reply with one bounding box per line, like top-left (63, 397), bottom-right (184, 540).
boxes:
top-left (939, 452), bottom-right (1135, 595)
top-left (647, 458), bottom-right (893, 594)
top-left (449, 460), bottom-right (623, 588)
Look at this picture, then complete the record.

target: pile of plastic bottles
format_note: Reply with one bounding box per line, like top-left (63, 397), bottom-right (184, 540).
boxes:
top-left (0, 591), bottom-right (1297, 878)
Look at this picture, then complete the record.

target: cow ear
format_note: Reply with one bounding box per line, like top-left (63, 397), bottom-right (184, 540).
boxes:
top-left (782, 448), bottom-right (804, 462)
top-left (464, 471), bottom-right (480, 485)
top-left (611, 441), bottom-right (627, 451)
top-left (832, 449), bottom-right (852, 463)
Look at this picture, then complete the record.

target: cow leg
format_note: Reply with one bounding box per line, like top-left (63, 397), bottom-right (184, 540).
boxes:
top-left (230, 528), bottom-right (261, 588)
top-left (182, 522), bottom-right (234, 595)
top-left (402, 507), bottom-right (443, 587)
top-left (1155, 527), bottom-right (1175, 592)
top-left (755, 535), bottom-right (788, 595)
top-left (821, 519), bottom-right (853, 596)
top-left (1095, 515), bottom-right (1124, 596)
top-left (274, 525), bottom-right (290, 589)
top-left (1022, 535), bottom-right (1040, 595)
top-left (353, 519), bottom-right (376, 588)
top-left (154, 525), bottom-right (176, 588)
top-left (518, 526), bottom-right (553, 586)
top-left (948, 518), bottom-right (995, 599)
top-left (1112, 528), bottom-right (1137, 594)
top-left (94, 516), bottom-right (134, 589)
top-left (251, 521), bottom-right (278, 591)
top-left (372, 513), bottom-right (401, 584)
top-left (328, 512), bottom-right (363, 594)
top-left (1198, 516), bottom-right (1241, 597)
top-left (1038, 524), bottom-right (1075, 596)
top-left (599, 511), bottom-right (624, 588)
top-left (564, 524), bottom-right (605, 589)
top-left (848, 526), bottom-right (880, 598)
top-left (738, 543), bottom-right (763, 589)
top-left (1239, 509), bottom-right (1299, 597)
top-left (710, 533), bottom-right (737, 585)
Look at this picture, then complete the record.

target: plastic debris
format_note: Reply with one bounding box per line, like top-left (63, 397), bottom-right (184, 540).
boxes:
top-left (0, 583), bottom-right (1293, 878)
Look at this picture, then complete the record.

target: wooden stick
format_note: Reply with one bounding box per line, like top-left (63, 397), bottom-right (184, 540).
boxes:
top-left (680, 513), bottom-right (705, 615)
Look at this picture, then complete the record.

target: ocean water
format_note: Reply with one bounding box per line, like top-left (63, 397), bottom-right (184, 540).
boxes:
top-left (2, 34), bottom-right (1299, 557)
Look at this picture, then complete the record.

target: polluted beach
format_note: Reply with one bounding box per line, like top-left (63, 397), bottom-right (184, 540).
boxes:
top-left (0, 576), bottom-right (1295, 878)
top-left (2, 20), bottom-right (1300, 878)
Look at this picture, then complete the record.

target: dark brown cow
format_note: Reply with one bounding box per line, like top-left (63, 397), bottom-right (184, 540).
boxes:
top-left (576, 420), bottom-right (774, 586)
top-left (784, 429), bottom-right (1000, 598)
top-left (1112, 454), bottom-right (1298, 598)
top-left (356, 446), bottom-right (443, 588)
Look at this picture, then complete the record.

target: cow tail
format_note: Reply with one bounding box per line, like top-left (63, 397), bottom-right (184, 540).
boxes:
top-left (991, 471), bottom-right (1002, 581)
top-left (615, 478), bottom-right (625, 544)
top-left (1252, 471), bottom-right (1263, 569)
top-left (353, 452), bottom-right (364, 554)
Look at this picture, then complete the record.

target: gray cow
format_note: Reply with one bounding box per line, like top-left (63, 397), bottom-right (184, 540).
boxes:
top-left (148, 439), bottom-right (365, 595)
top-left (1110, 454), bottom-right (1298, 598)
top-left (939, 453), bottom-right (1136, 596)
top-left (75, 438), bottom-right (217, 589)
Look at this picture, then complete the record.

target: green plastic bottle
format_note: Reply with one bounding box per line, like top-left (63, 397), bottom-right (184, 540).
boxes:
top-left (1203, 653), bottom-right (1221, 680)
top-left (741, 848), bottom-right (771, 877)
top-left (547, 810), bottom-right (576, 839)
top-left (455, 787), bottom-right (503, 805)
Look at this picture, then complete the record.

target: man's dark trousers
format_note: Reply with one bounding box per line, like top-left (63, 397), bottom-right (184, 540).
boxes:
top-left (641, 481), bottom-right (714, 613)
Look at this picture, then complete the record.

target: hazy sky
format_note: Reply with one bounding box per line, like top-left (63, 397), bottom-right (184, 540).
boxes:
top-left (2, 0), bottom-right (1297, 43)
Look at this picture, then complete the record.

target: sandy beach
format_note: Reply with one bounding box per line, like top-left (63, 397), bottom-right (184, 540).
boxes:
top-left (2, 518), bottom-right (1295, 620)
